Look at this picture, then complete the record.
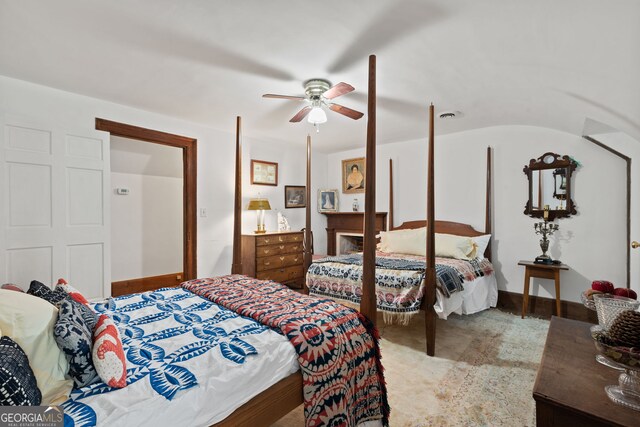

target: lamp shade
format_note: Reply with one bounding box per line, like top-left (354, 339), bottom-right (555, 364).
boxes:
top-left (247, 198), bottom-right (271, 210)
top-left (307, 107), bottom-right (327, 124)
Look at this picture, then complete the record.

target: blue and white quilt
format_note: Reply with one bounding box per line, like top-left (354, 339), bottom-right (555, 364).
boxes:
top-left (62, 287), bottom-right (298, 427)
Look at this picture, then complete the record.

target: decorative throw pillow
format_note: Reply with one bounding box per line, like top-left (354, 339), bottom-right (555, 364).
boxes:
top-left (28, 280), bottom-right (98, 332)
top-left (54, 300), bottom-right (99, 388)
top-left (27, 280), bottom-right (68, 305)
top-left (435, 233), bottom-right (477, 260)
top-left (1, 283), bottom-right (24, 292)
top-left (55, 279), bottom-right (90, 305)
top-left (92, 315), bottom-right (127, 389)
top-left (0, 336), bottom-right (42, 406)
top-left (471, 234), bottom-right (491, 259)
top-left (0, 290), bottom-right (72, 405)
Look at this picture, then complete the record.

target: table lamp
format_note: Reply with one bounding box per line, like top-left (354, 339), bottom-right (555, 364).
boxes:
top-left (248, 198), bottom-right (271, 234)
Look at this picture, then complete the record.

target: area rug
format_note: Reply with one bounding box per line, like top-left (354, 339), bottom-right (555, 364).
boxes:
top-left (272, 309), bottom-right (549, 427)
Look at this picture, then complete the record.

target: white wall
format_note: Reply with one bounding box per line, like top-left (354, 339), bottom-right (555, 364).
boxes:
top-left (241, 141), bottom-right (328, 254)
top-left (326, 126), bottom-right (631, 302)
top-left (111, 172), bottom-right (183, 281)
top-left (0, 75), bottom-right (328, 284)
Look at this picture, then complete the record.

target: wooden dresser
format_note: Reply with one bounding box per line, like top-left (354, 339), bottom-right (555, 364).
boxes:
top-left (241, 231), bottom-right (304, 289)
top-left (533, 317), bottom-right (638, 426)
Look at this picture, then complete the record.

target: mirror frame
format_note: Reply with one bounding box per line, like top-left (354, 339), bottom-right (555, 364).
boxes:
top-left (523, 152), bottom-right (577, 220)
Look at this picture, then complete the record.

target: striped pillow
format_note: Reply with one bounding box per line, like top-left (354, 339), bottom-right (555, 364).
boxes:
top-left (0, 336), bottom-right (42, 406)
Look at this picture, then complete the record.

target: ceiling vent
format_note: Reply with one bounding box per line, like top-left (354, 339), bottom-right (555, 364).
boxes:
top-left (439, 111), bottom-right (463, 119)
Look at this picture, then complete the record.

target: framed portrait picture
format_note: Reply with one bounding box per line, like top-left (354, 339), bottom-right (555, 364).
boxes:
top-left (342, 157), bottom-right (365, 193)
top-left (251, 159), bottom-right (278, 186)
top-left (285, 185), bottom-right (306, 208)
top-left (318, 189), bottom-right (339, 213)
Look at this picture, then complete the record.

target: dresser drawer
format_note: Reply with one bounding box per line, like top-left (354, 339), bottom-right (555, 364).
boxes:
top-left (257, 265), bottom-right (304, 283)
top-left (255, 233), bottom-right (303, 246)
top-left (256, 253), bottom-right (303, 272)
top-left (255, 242), bottom-right (302, 257)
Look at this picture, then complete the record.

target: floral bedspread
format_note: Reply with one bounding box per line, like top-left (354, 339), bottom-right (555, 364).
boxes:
top-left (307, 251), bottom-right (494, 324)
top-left (182, 275), bottom-right (390, 427)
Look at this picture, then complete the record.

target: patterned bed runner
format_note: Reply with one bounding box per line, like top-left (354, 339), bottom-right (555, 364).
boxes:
top-left (182, 275), bottom-right (389, 427)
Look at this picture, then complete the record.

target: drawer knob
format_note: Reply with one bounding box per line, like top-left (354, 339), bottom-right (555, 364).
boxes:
top-left (279, 245), bottom-right (285, 249)
top-left (264, 261), bottom-right (271, 266)
top-left (279, 237), bottom-right (284, 242)
top-left (280, 256), bottom-right (285, 261)
top-left (294, 258), bottom-right (299, 262)
top-left (264, 250), bottom-right (270, 254)
top-left (264, 239), bottom-right (270, 243)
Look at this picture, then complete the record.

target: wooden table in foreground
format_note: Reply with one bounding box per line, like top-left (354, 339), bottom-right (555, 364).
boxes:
top-left (533, 317), bottom-right (638, 427)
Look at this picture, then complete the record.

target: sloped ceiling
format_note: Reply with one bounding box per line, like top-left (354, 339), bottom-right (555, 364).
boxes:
top-left (110, 136), bottom-right (183, 178)
top-left (0, 0), bottom-right (638, 152)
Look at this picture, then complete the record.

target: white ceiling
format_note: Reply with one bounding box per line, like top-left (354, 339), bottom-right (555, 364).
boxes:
top-left (110, 136), bottom-right (183, 178)
top-left (0, 0), bottom-right (638, 152)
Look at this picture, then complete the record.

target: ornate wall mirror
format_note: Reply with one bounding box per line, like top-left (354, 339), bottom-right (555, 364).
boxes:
top-left (523, 152), bottom-right (577, 220)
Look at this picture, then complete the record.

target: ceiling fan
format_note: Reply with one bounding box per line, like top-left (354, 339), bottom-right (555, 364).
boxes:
top-left (263, 79), bottom-right (364, 126)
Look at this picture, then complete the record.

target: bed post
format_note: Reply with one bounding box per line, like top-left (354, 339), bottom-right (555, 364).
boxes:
top-left (303, 134), bottom-right (312, 293)
top-left (389, 159), bottom-right (394, 230)
top-left (231, 116), bottom-right (243, 274)
top-left (360, 54), bottom-right (378, 325)
top-left (485, 146), bottom-right (493, 262)
top-left (425, 104), bottom-right (437, 357)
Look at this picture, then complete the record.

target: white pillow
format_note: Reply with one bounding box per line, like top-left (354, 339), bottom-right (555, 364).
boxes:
top-left (435, 233), bottom-right (477, 260)
top-left (0, 290), bottom-right (73, 405)
top-left (472, 234), bottom-right (491, 259)
top-left (379, 227), bottom-right (426, 256)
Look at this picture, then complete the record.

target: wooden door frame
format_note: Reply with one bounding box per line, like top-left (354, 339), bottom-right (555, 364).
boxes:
top-left (95, 118), bottom-right (197, 281)
top-left (583, 135), bottom-right (631, 288)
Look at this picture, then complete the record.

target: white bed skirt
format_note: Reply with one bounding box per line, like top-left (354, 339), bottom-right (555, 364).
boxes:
top-left (434, 273), bottom-right (498, 320)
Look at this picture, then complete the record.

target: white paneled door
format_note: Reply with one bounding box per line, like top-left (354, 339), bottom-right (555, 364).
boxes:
top-left (0, 114), bottom-right (110, 298)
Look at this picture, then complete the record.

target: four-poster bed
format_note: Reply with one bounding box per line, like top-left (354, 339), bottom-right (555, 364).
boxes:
top-left (58, 57), bottom-right (387, 427)
top-left (306, 112), bottom-right (496, 356)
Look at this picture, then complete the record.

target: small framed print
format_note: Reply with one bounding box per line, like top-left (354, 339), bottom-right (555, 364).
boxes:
top-left (251, 160), bottom-right (278, 186)
top-left (342, 157), bottom-right (365, 193)
top-left (318, 189), bottom-right (339, 213)
top-left (285, 185), bottom-right (306, 208)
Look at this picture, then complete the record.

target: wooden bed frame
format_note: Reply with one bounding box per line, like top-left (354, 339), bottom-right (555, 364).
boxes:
top-left (388, 146), bottom-right (494, 356)
top-left (215, 55), bottom-right (381, 426)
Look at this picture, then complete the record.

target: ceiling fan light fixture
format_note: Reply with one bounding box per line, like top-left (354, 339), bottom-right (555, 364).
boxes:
top-left (307, 107), bottom-right (327, 124)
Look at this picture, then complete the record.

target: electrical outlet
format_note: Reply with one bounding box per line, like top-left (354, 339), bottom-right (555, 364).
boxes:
top-left (199, 208), bottom-right (207, 217)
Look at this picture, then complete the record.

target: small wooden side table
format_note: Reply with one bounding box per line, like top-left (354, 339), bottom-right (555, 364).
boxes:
top-left (518, 260), bottom-right (569, 318)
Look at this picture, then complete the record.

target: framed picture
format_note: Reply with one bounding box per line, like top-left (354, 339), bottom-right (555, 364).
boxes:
top-left (251, 159), bottom-right (278, 186)
top-left (318, 189), bottom-right (339, 213)
top-left (285, 185), bottom-right (306, 208)
top-left (342, 157), bottom-right (365, 193)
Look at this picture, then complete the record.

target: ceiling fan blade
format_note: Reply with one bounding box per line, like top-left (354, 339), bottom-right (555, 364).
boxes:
top-left (328, 103), bottom-right (364, 120)
top-left (290, 106), bottom-right (313, 122)
top-left (263, 94), bottom-right (306, 101)
top-left (323, 82), bottom-right (355, 99)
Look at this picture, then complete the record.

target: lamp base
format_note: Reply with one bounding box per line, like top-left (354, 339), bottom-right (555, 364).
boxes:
top-left (534, 256), bottom-right (553, 265)
top-left (254, 229), bottom-right (266, 234)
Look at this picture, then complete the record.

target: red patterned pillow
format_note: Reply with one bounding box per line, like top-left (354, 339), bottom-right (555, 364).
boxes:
top-left (55, 278), bottom-right (90, 305)
top-left (92, 315), bottom-right (127, 388)
top-left (1, 283), bottom-right (24, 292)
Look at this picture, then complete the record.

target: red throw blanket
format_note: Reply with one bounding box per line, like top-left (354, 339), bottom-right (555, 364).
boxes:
top-left (182, 275), bottom-right (389, 427)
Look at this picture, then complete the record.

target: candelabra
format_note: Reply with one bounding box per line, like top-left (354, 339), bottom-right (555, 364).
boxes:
top-left (534, 221), bottom-right (559, 264)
